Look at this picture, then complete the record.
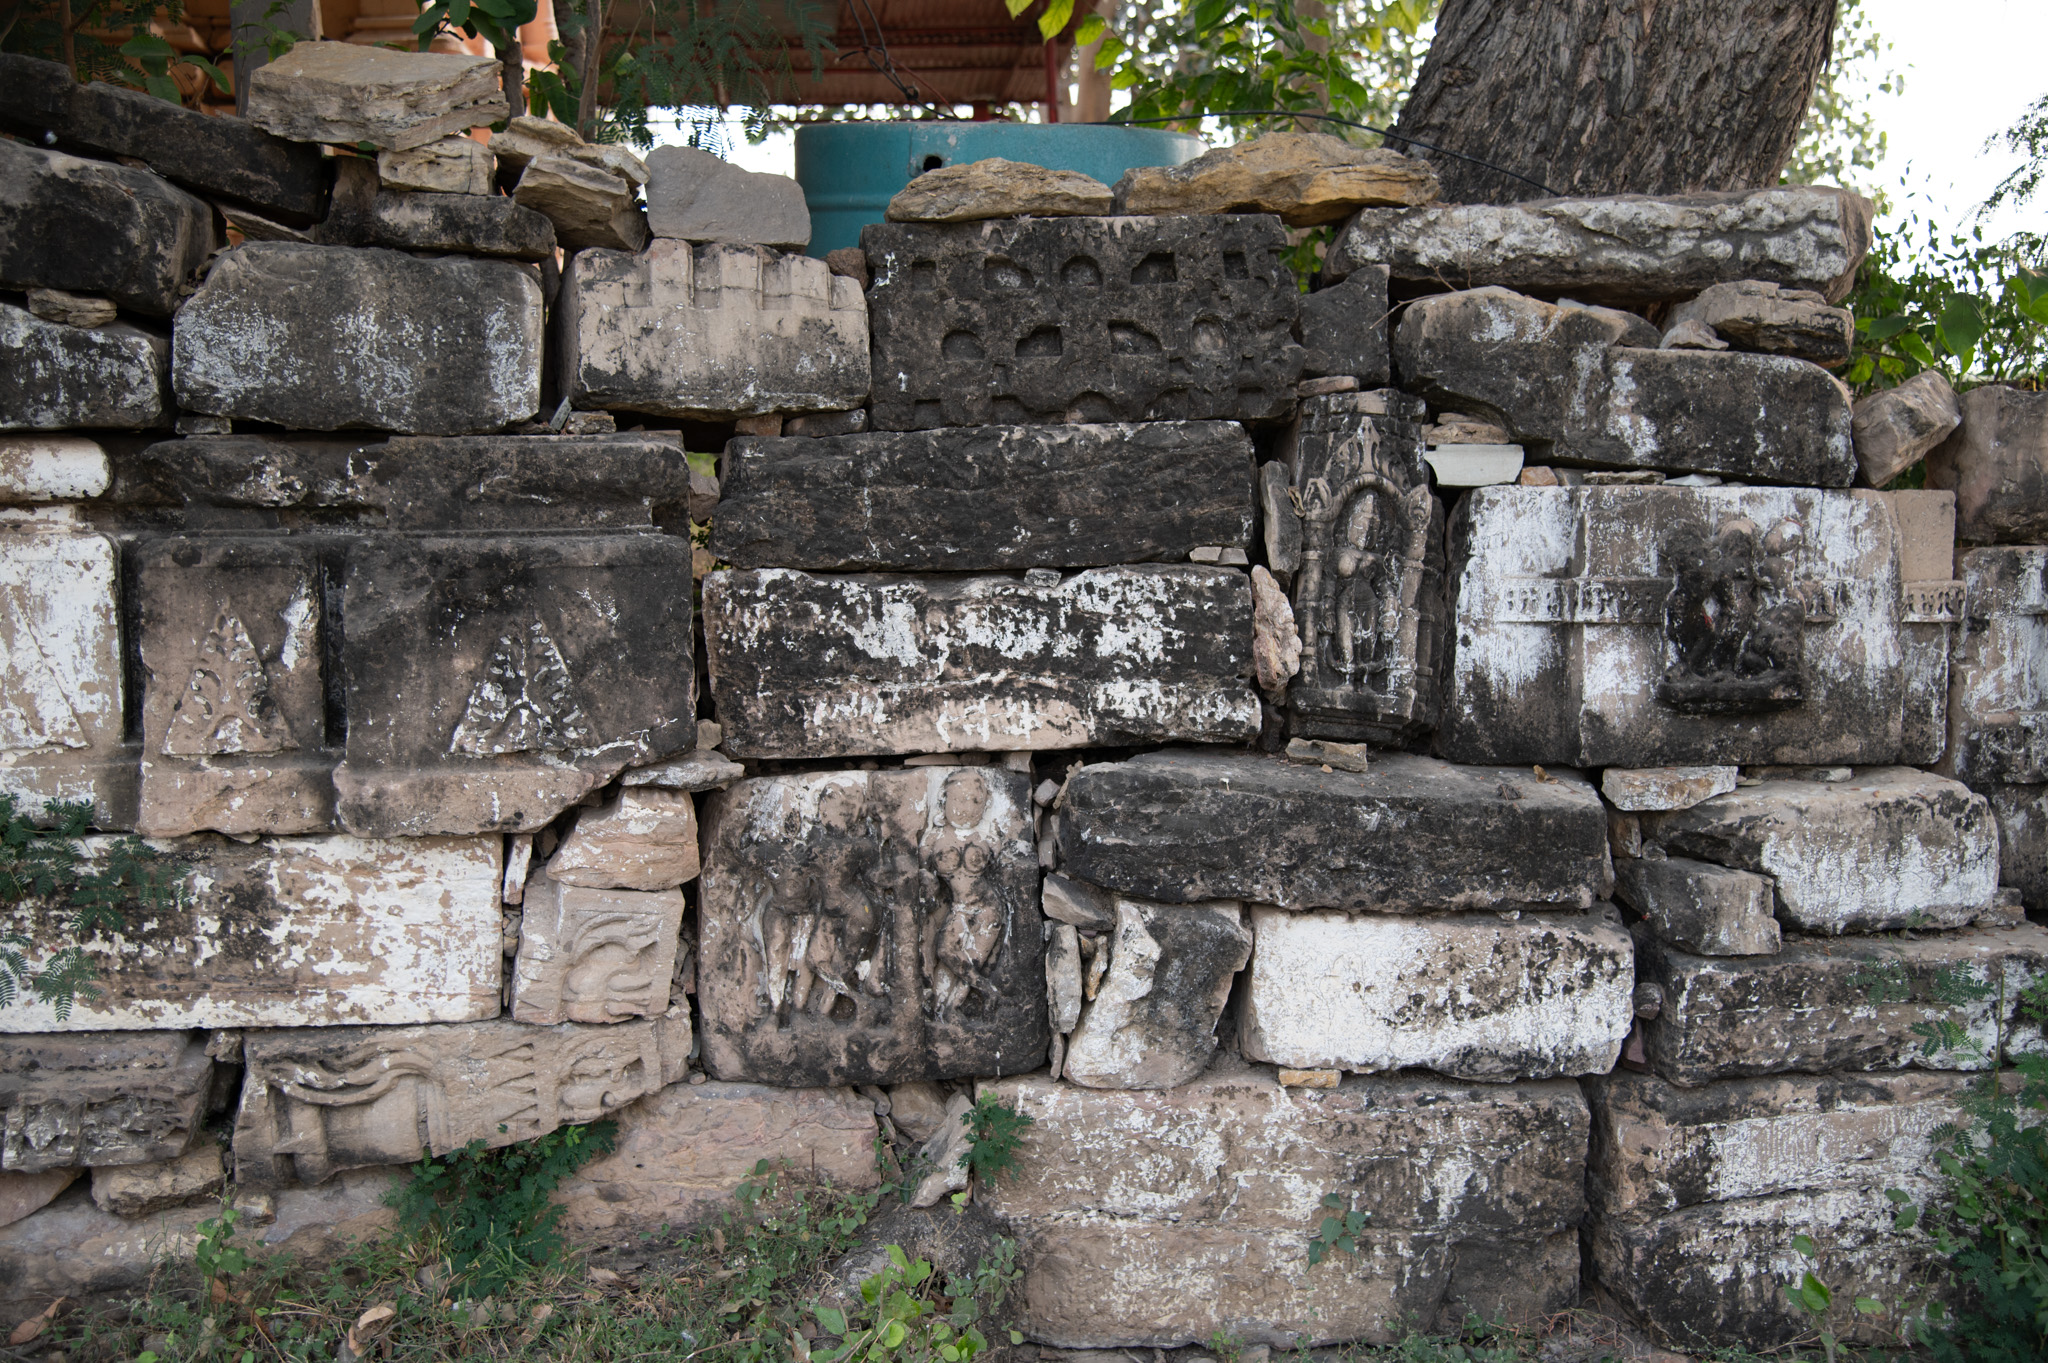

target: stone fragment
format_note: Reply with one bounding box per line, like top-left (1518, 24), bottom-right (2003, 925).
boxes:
top-left (1046, 922), bottom-right (1083, 1035)
top-left (644, 144), bottom-right (811, 245)
top-left (1443, 485), bottom-right (1908, 766)
top-left (1112, 134), bottom-right (1438, 226)
top-left (1601, 766), bottom-right (1738, 812)
top-left (0, 835), bottom-right (502, 1031)
top-left (1926, 384), bottom-right (2048, 544)
top-left (563, 142), bottom-right (649, 186)
top-left (245, 43), bottom-right (509, 152)
top-left (553, 1079), bottom-right (878, 1242)
top-left (1328, 186), bottom-right (1873, 305)
top-left (711, 421), bottom-right (1253, 570)
top-left (89, 1143), bottom-right (224, 1217)
top-left (487, 114), bottom-right (582, 176)
top-left (704, 567), bottom-right (1259, 759)
top-left (26, 288), bottom-right (117, 328)
top-left (0, 303), bottom-right (168, 431)
top-left (1239, 904), bottom-right (1633, 1080)
top-left (863, 215), bottom-right (1302, 429)
top-left (908, 1092), bottom-right (974, 1207)
top-left (314, 156), bottom-right (556, 261)
top-left (1040, 873), bottom-right (1117, 932)
top-left (1634, 921), bottom-right (2048, 1086)
top-left (1667, 280), bottom-right (1853, 363)
top-left (1853, 370), bottom-right (1961, 488)
top-left (1988, 784), bottom-right (2047, 913)
top-left (545, 788), bottom-right (701, 890)
top-left (559, 241), bottom-right (867, 419)
top-left (982, 1067), bottom-right (1587, 1346)
top-left (1278, 1068), bottom-right (1338, 1087)
top-left (698, 768), bottom-right (1046, 1086)
top-left (885, 158), bottom-right (1112, 223)
top-left (623, 750), bottom-right (745, 792)
top-left (1058, 750), bottom-right (1610, 912)
top-left (234, 1011), bottom-right (691, 1189)
top-left (1640, 768), bottom-right (2000, 933)
top-left (1423, 444), bottom-right (1522, 485)
top-left (335, 533), bottom-right (695, 836)
top-left (512, 879), bottom-right (685, 1024)
top-left (1899, 490), bottom-right (1970, 770)
top-left (0, 1170), bottom-right (76, 1228)
top-left (1271, 391), bottom-right (1445, 742)
top-left (172, 243), bottom-right (542, 434)
top-left (1397, 288), bottom-right (1854, 484)
top-left (1284, 737), bottom-right (1369, 772)
top-left (0, 1032), bottom-right (212, 1172)
top-left (0, 436), bottom-right (109, 500)
top-left (1613, 856), bottom-right (1779, 956)
top-left (1659, 317), bottom-right (1726, 350)
top-left (1061, 898), bottom-right (1250, 1090)
top-left (782, 408), bottom-right (869, 438)
top-left (513, 151), bottom-right (647, 251)
top-left (1946, 547), bottom-right (2046, 789)
top-left (824, 246), bottom-right (869, 288)
top-left (378, 135), bottom-right (494, 195)
top-left (886, 1081), bottom-right (950, 1142)
top-left (1299, 376), bottom-right (1360, 396)
top-left (1250, 564), bottom-right (1301, 693)
top-left (0, 140), bottom-right (215, 317)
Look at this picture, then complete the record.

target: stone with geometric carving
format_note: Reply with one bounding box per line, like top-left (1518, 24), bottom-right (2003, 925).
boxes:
top-left (0, 1032), bottom-right (213, 1173)
top-left (512, 879), bottom-right (685, 1025)
top-left (1945, 546), bottom-right (2047, 791)
top-left (697, 766), bottom-right (1048, 1086)
top-left (1882, 490), bottom-right (1964, 766)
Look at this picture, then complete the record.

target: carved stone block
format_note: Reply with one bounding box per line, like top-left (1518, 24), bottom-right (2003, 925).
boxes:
top-left (1946, 547), bottom-right (2046, 790)
top-left (0, 1032), bottom-right (211, 1172)
top-left (512, 879), bottom-right (685, 1025)
top-left (233, 1011), bottom-right (691, 1190)
top-left (1443, 485), bottom-right (1907, 767)
top-left (697, 767), bottom-right (1048, 1086)
top-left (710, 422), bottom-right (1255, 571)
top-left (0, 303), bottom-right (168, 432)
top-left (1271, 391), bottom-right (1446, 742)
top-left (1056, 750), bottom-right (1611, 912)
top-left (703, 567), bottom-right (1259, 759)
top-left (335, 534), bottom-right (694, 836)
top-left (558, 241), bottom-right (868, 420)
top-left (862, 215), bottom-right (1303, 430)
top-left (1884, 490), bottom-right (1963, 765)
top-left (1238, 904), bottom-right (1635, 1081)
top-left (0, 835), bottom-right (502, 1031)
top-left (1061, 898), bottom-right (1251, 1091)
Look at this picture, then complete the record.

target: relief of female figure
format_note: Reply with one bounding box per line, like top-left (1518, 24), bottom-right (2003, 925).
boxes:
top-left (921, 769), bottom-right (1007, 1019)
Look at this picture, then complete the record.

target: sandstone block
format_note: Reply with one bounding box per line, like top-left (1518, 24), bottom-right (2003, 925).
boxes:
top-left (1040, 873), bottom-right (1116, 932)
top-left (1667, 279), bottom-right (1853, 363)
top-left (317, 158), bottom-right (557, 261)
top-left (0, 302), bottom-right (168, 431)
top-left (863, 215), bottom-right (1302, 429)
top-left (0, 437), bottom-right (107, 501)
top-left (1057, 750), bottom-right (1610, 912)
top-left (1298, 264), bottom-right (1389, 383)
top-left (233, 1011), bottom-right (690, 1189)
top-left (487, 115), bottom-right (581, 176)
top-left (1062, 898), bottom-right (1250, 1090)
top-left (1853, 370), bottom-right (1962, 488)
top-left (1926, 383), bottom-right (2048, 544)
top-left (335, 533), bottom-right (694, 836)
top-left (1601, 766), bottom-right (1737, 811)
top-left (623, 750), bottom-right (745, 793)
top-left (546, 788), bottom-right (701, 890)
top-left (0, 834), bottom-right (502, 1031)
top-left (698, 767), bottom-right (1048, 1086)
top-left (1883, 488), bottom-right (1963, 766)
top-left (710, 422), bottom-right (1254, 571)
top-left (512, 879), bottom-right (685, 1024)
top-left (1328, 186), bottom-right (1873, 305)
top-left (1239, 904), bottom-right (1634, 1080)
top-left (0, 1170), bottom-right (76, 1228)
top-left (89, 1142), bottom-right (224, 1216)
top-left (1396, 288), bottom-right (1854, 484)
top-left (378, 135), bottom-right (494, 195)
top-left (885, 157), bottom-right (1111, 223)
top-left (1111, 134), bottom-right (1438, 226)
top-left (1443, 485), bottom-right (1908, 766)
top-left (1947, 547), bottom-right (2046, 789)
top-left (559, 241), bottom-right (868, 419)
top-left (1045, 921), bottom-right (1083, 1037)
top-left (0, 1032), bottom-right (211, 1172)
top-left (1987, 783), bottom-right (2046, 913)
top-left (703, 567), bottom-right (1260, 759)
top-left (1634, 921), bottom-right (2048, 1086)
top-left (28, 287), bottom-right (117, 328)
top-left (646, 144), bottom-right (811, 245)
top-left (1613, 856), bottom-right (1780, 956)
top-left (172, 243), bottom-right (542, 434)
top-left (0, 140), bottom-right (215, 317)
top-left (245, 43), bottom-right (509, 151)
top-left (1640, 768), bottom-right (2001, 933)
top-left (513, 151), bottom-right (647, 251)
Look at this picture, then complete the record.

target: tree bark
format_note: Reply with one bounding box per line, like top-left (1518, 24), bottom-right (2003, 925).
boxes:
top-left (1390, 0), bottom-right (1838, 204)
top-left (496, 36), bottom-right (525, 119)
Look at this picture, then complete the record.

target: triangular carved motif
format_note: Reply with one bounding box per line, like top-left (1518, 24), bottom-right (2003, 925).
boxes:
top-left (0, 583), bottom-right (87, 752)
top-left (449, 621), bottom-right (595, 757)
top-left (163, 610), bottom-right (297, 756)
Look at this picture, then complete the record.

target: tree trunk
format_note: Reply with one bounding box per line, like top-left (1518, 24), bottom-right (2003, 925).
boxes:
top-left (1389, 0), bottom-right (1838, 204)
top-left (496, 36), bottom-right (525, 119)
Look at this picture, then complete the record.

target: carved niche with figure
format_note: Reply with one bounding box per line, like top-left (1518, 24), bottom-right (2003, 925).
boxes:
top-left (697, 765), bottom-right (1049, 1086)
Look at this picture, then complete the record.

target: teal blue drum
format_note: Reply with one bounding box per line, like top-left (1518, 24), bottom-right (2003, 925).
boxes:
top-left (794, 122), bottom-right (1205, 256)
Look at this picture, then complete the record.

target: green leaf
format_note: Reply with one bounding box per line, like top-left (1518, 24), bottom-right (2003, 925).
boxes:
top-left (1792, 1234), bottom-right (1817, 1257)
top-left (1073, 13), bottom-right (1106, 43)
top-left (1862, 315), bottom-right (1911, 341)
top-left (1036, 0), bottom-right (1074, 42)
top-left (1009, 1331), bottom-right (1025, 1345)
top-left (1320, 1193), bottom-right (1344, 1211)
top-left (1799, 1273), bottom-right (1832, 1314)
top-left (1002, 0), bottom-right (1033, 15)
top-left (882, 1321), bottom-right (907, 1349)
top-left (185, 54), bottom-right (233, 94)
top-left (1854, 1297), bottom-right (1884, 1315)
top-left (815, 1307), bottom-right (847, 1336)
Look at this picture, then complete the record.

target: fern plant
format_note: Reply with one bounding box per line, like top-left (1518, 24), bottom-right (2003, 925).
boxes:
top-left (959, 1094), bottom-right (1033, 1186)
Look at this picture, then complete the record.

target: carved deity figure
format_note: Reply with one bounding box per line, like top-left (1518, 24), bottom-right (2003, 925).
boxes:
top-left (1658, 517), bottom-right (1810, 713)
top-left (922, 770), bottom-right (1007, 1019)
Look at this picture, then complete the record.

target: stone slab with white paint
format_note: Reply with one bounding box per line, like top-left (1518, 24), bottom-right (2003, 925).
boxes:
top-left (1423, 443), bottom-right (1522, 486)
top-left (244, 43), bottom-right (508, 152)
top-left (1061, 897), bottom-right (1250, 1090)
top-left (1238, 904), bottom-right (1634, 1081)
top-left (1601, 766), bottom-right (1737, 811)
top-left (0, 436), bottom-right (109, 501)
top-left (0, 834), bottom-right (502, 1031)
top-left (1946, 547), bottom-right (2046, 790)
top-left (0, 1032), bottom-right (212, 1172)
top-left (1612, 855), bottom-right (1779, 956)
top-left (512, 879), bottom-right (685, 1025)
top-left (0, 303), bottom-right (168, 431)
top-left (702, 567), bottom-right (1259, 759)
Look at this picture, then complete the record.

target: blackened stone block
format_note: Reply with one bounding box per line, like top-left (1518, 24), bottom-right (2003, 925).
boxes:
top-left (1989, 783), bottom-right (2047, 913)
top-left (1946, 547), bottom-right (2046, 789)
top-left (335, 534), bottom-right (694, 836)
top-left (1056, 749), bottom-right (1610, 912)
top-left (698, 766), bottom-right (1047, 1085)
top-left (1, 1033), bottom-right (212, 1172)
top-left (1634, 920), bottom-right (2048, 1086)
top-left (0, 304), bottom-right (168, 431)
top-left (1299, 264), bottom-right (1389, 383)
top-left (1443, 485), bottom-right (1906, 767)
top-left (1061, 897), bottom-right (1251, 1090)
top-left (0, 54), bottom-right (330, 225)
top-left (1396, 288), bottom-right (1854, 484)
top-left (172, 243), bottom-right (542, 435)
top-left (1927, 385), bottom-right (2048, 545)
top-left (710, 422), bottom-right (1254, 570)
top-left (703, 567), bottom-right (1259, 759)
top-left (863, 215), bottom-right (1303, 430)
top-left (0, 140), bottom-right (215, 317)
top-left (1612, 855), bottom-right (1779, 956)
top-left (316, 170), bottom-right (557, 261)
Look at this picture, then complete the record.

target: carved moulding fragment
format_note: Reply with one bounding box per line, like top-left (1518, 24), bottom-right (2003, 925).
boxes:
top-left (0, 1031), bottom-right (212, 1172)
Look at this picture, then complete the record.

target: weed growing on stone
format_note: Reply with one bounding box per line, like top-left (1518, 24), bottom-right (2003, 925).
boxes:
top-left (1306, 1191), bottom-right (1371, 1266)
top-left (959, 1095), bottom-right (1033, 1186)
